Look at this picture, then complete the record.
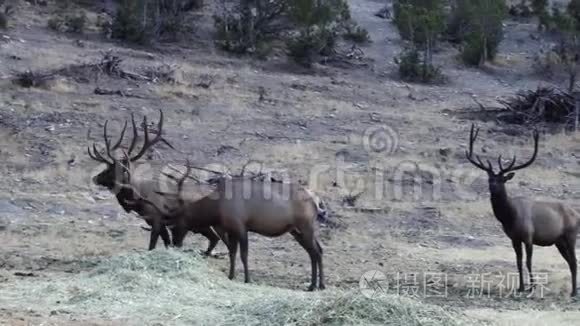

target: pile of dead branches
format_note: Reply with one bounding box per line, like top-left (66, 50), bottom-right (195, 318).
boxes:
top-left (497, 87), bottom-right (576, 125)
top-left (12, 70), bottom-right (56, 88)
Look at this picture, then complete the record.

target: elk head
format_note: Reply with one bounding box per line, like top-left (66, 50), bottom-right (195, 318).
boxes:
top-left (465, 124), bottom-right (539, 194)
top-left (87, 109), bottom-right (173, 196)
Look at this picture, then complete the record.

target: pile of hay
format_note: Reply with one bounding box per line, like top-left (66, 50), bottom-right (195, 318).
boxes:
top-left (0, 250), bottom-right (478, 325)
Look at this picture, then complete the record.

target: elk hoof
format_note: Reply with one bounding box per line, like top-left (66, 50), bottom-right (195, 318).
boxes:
top-left (319, 284), bottom-right (326, 290)
top-left (517, 286), bottom-right (525, 293)
top-left (307, 285), bottom-right (316, 292)
top-left (571, 290), bottom-right (577, 298)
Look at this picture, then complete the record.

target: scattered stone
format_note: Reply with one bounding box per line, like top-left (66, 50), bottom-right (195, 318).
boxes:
top-left (375, 6), bottom-right (391, 19)
top-left (439, 147), bottom-right (451, 157)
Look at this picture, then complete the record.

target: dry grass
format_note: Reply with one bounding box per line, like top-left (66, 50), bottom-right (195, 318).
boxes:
top-left (0, 250), bottom-right (476, 326)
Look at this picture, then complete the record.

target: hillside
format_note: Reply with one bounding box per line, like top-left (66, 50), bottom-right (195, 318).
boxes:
top-left (1, 1), bottom-right (580, 325)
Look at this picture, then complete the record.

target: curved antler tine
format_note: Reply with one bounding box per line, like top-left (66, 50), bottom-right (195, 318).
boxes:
top-left (120, 149), bottom-right (132, 171)
top-left (475, 155), bottom-right (486, 167)
top-left (497, 155), bottom-right (503, 171)
top-left (127, 113), bottom-right (139, 155)
top-left (503, 155), bottom-right (517, 172)
top-left (485, 159), bottom-right (493, 172)
top-left (502, 130), bottom-right (540, 173)
top-left (179, 159), bottom-right (191, 190)
top-left (103, 120), bottom-right (115, 160)
top-left (111, 120), bottom-right (128, 151)
top-left (465, 124), bottom-right (496, 173)
top-left (161, 138), bottom-right (175, 149)
top-left (87, 145), bottom-right (108, 163)
top-left (92, 143), bottom-right (110, 163)
top-left (130, 110), bottom-right (169, 162)
top-left (129, 115), bottom-right (150, 162)
top-left (162, 172), bottom-right (179, 181)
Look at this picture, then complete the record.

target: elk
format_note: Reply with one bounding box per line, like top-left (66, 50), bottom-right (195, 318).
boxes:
top-left (151, 166), bottom-right (325, 291)
top-left (87, 109), bottom-right (225, 254)
top-left (465, 124), bottom-right (579, 297)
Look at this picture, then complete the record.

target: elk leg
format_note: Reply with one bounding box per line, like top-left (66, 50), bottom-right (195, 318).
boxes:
top-left (160, 226), bottom-right (171, 248)
top-left (291, 230), bottom-right (318, 291)
top-left (239, 232), bottom-right (250, 283)
top-left (315, 238), bottom-right (325, 290)
top-left (568, 247), bottom-right (577, 297)
top-left (525, 242), bottom-right (534, 290)
top-left (198, 227), bottom-right (220, 256)
top-left (567, 237), bottom-right (578, 297)
top-left (170, 227), bottom-right (187, 248)
top-left (148, 221), bottom-right (162, 251)
top-left (512, 240), bottom-right (525, 292)
top-left (559, 236), bottom-right (578, 297)
top-left (226, 233), bottom-right (239, 280)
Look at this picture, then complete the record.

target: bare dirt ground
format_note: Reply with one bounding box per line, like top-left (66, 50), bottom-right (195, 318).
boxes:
top-left (1, 0), bottom-right (580, 325)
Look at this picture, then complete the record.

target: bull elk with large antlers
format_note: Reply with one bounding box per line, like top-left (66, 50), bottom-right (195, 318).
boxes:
top-left (465, 124), bottom-right (579, 297)
top-left (87, 109), bottom-right (225, 254)
top-left (146, 164), bottom-right (325, 291)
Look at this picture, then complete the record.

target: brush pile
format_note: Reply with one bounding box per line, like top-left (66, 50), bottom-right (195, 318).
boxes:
top-left (497, 87), bottom-right (576, 125)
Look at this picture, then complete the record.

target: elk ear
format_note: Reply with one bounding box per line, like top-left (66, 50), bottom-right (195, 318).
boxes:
top-left (504, 173), bottom-right (515, 181)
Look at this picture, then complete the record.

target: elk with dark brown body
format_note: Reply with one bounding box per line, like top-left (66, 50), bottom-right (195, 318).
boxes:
top-left (87, 110), bottom-right (225, 254)
top-left (150, 165), bottom-right (325, 291)
top-left (465, 124), bottom-right (579, 297)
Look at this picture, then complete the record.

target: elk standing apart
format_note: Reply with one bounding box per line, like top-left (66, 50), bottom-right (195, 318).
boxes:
top-left (154, 169), bottom-right (325, 291)
top-left (87, 110), bottom-right (224, 254)
top-left (465, 124), bottom-right (579, 297)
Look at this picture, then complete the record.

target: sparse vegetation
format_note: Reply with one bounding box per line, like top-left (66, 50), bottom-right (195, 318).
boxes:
top-left (450, 0), bottom-right (507, 66)
top-left (533, 3), bottom-right (580, 91)
top-left (395, 47), bottom-right (441, 83)
top-left (531, 0), bottom-right (549, 29)
top-left (287, 27), bottom-right (337, 67)
top-left (214, 0), bottom-right (365, 65)
top-left (0, 0), bottom-right (14, 30)
top-left (111, 0), bottom-right (197, 44)
top-left (0, 12), bottom-right (6, 29)
top-left (48, 10), bottom-right (86, 34)
top-left (342, 22), bottom-right (371, 43)
top-left (214, 0), bottom-right (291, 54)
top-left (4, 1), bottom-right (580, 324)
top-left (393, 0), bottom-right (445, 45)
top-left (392, 0), bottom-right (445, 82)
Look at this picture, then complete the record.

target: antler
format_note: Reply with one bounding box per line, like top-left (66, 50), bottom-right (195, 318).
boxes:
top-left (87, 118), bottom-right (128, 164)
top-left (127, 109), bottom-right (174, 162)
top-left (497, 129), bottom-right (539, 174)
top-left (465, 123), bottom-right (540, 175)
top-left (465, 124), bottom-right (494, 173)
top-left (88, 109), bottom-right (175, 164)
top-left (155, 160), bottom-right (192, 214)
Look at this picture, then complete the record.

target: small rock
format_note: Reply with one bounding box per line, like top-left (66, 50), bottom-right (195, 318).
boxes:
top-left (14, 272), bottom-right (35, 277)
top-left (375, 6), bottom-right (391, 19)
top-left (439, 147), bottom-right (451, 157)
